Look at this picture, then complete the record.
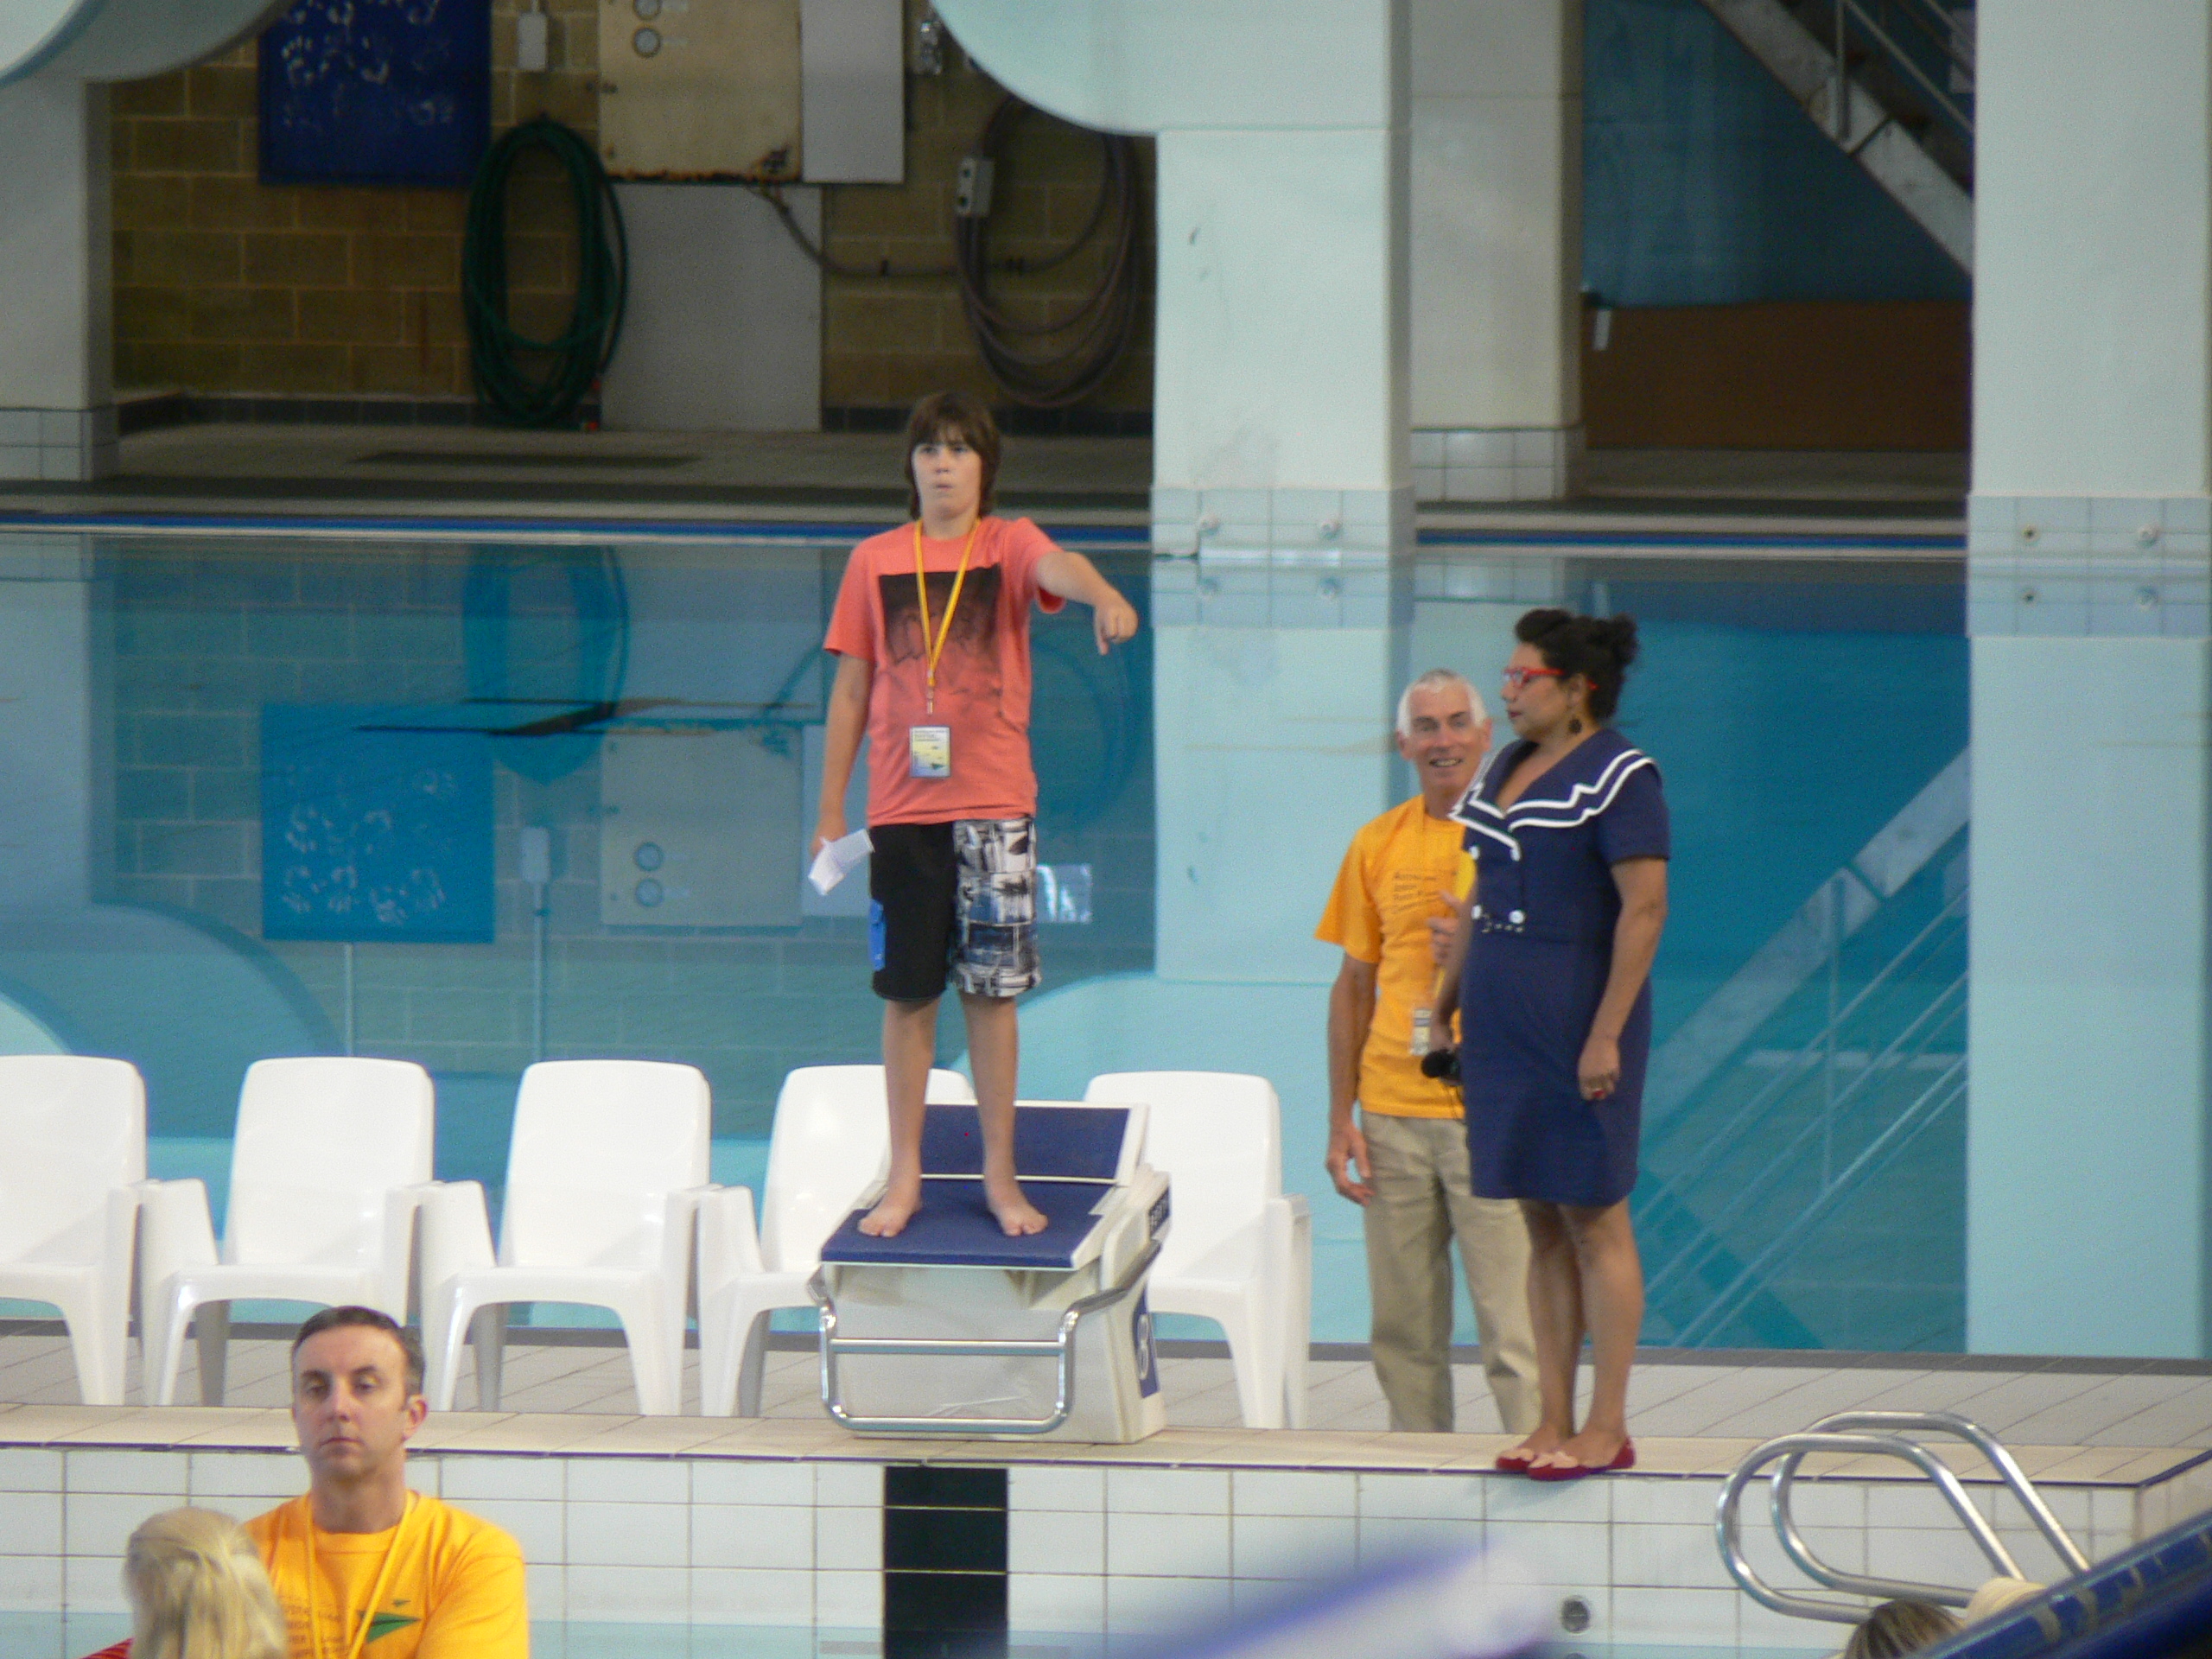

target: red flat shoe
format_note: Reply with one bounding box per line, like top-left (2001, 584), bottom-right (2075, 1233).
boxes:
top-left (1526, 1439), bottom-right (1635, 1483)
top-left (1495, 1447), bottom-right (1536, 1472)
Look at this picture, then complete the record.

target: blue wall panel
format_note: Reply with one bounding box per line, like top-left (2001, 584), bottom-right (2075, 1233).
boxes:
top-left (1584, 0), bottom-right (1971, 307)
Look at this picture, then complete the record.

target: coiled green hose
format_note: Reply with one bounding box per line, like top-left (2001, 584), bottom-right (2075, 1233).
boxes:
top-left (462, 118), bottom-right (628, 427)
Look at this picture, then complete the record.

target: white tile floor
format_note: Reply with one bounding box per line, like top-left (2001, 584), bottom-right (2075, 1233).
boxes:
top-left (3, 1330), bottom-right (2209, 1449)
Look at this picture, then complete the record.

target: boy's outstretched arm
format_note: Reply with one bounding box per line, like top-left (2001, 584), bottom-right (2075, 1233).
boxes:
top-left (812, 652), bottom-right (872, 857)
top-left (1036, 547), bottom-right (1140, 654)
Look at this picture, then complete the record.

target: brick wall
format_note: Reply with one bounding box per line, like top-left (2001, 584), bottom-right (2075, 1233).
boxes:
top-left (818, 50), bottom-right (1155, 416)
top-left (108, 3), bottom-right (1154, 418)
top-left (111, 1), bottom-right (600, 403)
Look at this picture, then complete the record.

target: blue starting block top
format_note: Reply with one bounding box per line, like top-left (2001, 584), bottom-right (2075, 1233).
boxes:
top-left (819, 1179), bottom-right (1111, 1270)
top-left (920, 1103), bottom-right (1131, 1180)
top-left (819, 1103), bottom-right (1139, 1271)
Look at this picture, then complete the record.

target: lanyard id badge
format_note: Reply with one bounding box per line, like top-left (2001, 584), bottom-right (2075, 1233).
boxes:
top-left (909, 725), bottom-right (952, 778)
top-left (913, 519), bottom-right (980, 715)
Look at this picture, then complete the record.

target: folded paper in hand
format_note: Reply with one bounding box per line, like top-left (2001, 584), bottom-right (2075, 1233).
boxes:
top-left (808, 828), bottom-right (873, 894)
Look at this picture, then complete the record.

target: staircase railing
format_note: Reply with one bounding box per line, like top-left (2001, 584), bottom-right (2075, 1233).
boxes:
top-left (1827, 0), bottom-right (1974, 142)
top-left (1642, 868), bottom-right (1967, 1342)
top-left (1718, 1411), bottom-right (2088, 1623)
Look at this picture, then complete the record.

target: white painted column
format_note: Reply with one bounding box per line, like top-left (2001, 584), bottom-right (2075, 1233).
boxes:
top-left (1966, 2), bottom-right (2212, 1356)
top-left (1409, 0), bottom-right (1583, 504)
top-left (936, 0), bottom-right (1413, 982)
top-left (0, 74), bottom-right (114, 482)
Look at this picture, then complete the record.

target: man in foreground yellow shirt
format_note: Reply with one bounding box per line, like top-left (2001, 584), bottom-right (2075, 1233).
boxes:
top-left (1317, 670), bottom-right (1539, 1435)
top-left (247, 1306), bottom-right (527, 1657)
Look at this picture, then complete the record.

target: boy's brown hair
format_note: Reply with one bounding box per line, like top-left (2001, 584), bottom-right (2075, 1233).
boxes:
top-left (904, 390), bottom-right (1001, 519)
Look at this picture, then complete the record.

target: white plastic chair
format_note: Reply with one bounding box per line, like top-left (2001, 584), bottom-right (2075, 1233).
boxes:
top-left (1084, 1071), bottom-right (1312, 1429)
top-left (0, 1056), bottom-right (149, 1405)
top-left (421, 1059), bottom-right (715, 1417)
top-left (696, 1065), bottom-right (975, 1416)
top-left (139, 1057), bottom-right (436, 1406)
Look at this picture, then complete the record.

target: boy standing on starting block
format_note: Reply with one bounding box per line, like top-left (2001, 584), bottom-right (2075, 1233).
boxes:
top-left (813, 391), bottom-right (1139, 1237)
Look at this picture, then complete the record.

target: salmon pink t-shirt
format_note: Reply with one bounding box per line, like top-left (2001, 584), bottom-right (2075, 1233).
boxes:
top-left (823, 516), bottom-right (1064, 826)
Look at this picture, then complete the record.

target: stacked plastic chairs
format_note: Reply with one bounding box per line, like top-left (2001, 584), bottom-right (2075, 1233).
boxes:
top-left (1084, 1071), bottom-right (1312, 1429)
top-left (0, 1057), bottom-right (151, 1405)
top-left (140, 1057), bottom-right (437, 1406)
top-left (421, 1059), bottom-right (715, 1417)
top-left (696, 1065), bottom-right (976, 1417)
top-left (4, 1058), bottom-right (1315, 1428)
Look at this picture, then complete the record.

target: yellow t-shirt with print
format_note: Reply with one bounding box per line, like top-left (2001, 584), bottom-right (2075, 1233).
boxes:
top-left (1314, 796), bottom-right (1473, 1120)
top-left (248, 1491), bottom-right (528, 1659)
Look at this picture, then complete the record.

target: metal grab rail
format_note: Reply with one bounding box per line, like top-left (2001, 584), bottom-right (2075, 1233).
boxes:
top-left (1717, 1411), bottom-right (2090, 1624)
top-left (808, 1236), bottom-right (1160, 1437)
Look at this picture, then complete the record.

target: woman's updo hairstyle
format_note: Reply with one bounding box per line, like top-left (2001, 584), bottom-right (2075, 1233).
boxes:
top-left (1515, 607), bottom-right (1640, 722)
top-left (124, 1507), bottom-right (288, 1659)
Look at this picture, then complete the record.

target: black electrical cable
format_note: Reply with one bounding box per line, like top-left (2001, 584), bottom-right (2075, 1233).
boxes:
top-left (751, 93), bottom-right (1144, 409)
top-left (952, 96), bottom-right (1142, 409)
top-left (462, 118), bottom-right (629, 427)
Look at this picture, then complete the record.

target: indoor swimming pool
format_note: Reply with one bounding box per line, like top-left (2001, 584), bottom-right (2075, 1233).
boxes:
top-left (0, 1611), bottom-right (1834, 1657)
top-left (0, 520), bottom-right (1967, 1356)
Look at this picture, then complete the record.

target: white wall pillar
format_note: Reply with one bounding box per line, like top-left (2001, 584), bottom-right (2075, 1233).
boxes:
top-left (936, 0), bottom-right (1413, 982)
top-left (0, 74), bottom-right (114, 481)
top-left (1966, 1), bottom-right (2212, 1356)
top-left (1409, 0), bottom-right (1583, 505)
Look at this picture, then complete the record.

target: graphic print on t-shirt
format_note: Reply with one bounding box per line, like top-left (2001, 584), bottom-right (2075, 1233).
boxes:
top-left (879, 563), bottom-right (1003, 726)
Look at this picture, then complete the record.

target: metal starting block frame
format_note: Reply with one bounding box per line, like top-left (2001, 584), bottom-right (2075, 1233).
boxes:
top-left (809, 1100), bottom-right (1170, 1441)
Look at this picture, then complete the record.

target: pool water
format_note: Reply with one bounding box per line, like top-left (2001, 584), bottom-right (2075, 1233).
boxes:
top-left (0, 526), bottom-right (1966, 1354)
top-left (0, 1613), bottom-right (1830, 1657)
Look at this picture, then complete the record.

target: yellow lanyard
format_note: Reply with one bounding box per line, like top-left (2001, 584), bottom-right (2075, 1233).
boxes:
top-left (912, 518), bottom-right (980, 714)
top-left (303, 1491), bottom-right (419, 1659)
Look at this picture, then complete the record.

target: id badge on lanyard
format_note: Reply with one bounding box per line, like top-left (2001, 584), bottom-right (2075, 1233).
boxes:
top-left (910, 520), bottom-right (977, 783)
top-left (909, 725), bottom-right (952, 779)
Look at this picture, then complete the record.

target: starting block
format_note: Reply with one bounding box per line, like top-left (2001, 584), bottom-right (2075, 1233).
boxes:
top-left (810, 1100), bottom-right (1169, 1441)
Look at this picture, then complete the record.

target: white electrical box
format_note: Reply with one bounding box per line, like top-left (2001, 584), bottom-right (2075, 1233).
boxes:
top-left (798, 0), bottom-right (904, 183)
top-left (601, 729), bottom-right (802, 928)
top-left (599, 0), bottom-right (803, 180)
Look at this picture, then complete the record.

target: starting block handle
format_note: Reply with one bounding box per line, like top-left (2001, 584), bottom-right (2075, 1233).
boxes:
top-left (808, 1237), bottom-right (1162, 1438)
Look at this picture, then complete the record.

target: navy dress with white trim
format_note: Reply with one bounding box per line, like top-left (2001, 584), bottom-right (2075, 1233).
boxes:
top-left (1451, 727), bottom-right (1669, 1207)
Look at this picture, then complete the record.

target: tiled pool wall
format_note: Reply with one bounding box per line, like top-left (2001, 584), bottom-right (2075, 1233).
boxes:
top-left (2, 1444), bottom-right (2191, 1652)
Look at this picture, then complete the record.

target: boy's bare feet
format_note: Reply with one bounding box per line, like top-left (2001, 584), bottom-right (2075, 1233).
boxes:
top-left (858, 1174), bottom-right (924, 1236)
top-left (985, 1174), bottom-right (1048, 1236)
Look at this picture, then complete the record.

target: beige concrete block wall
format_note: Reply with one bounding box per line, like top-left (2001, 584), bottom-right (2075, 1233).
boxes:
top-left (107, 0), bottom-right (1155, 417)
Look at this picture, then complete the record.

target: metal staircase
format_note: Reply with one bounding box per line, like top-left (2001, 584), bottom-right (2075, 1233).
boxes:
top-left (1699, 0), bottom-right (1974, 270)
top-left (1637, 752), bottom-right (1970, 1350)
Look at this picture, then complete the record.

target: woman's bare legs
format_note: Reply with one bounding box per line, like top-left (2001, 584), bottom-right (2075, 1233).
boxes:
top-left (1527, 1198), bottom-right (1643, 1471)
top-left (1509, 1199), bottom-right (1583, 1462)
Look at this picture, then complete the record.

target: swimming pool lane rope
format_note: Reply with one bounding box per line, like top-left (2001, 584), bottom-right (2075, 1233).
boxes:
top-left (462, 118), bottom-right (629, 428)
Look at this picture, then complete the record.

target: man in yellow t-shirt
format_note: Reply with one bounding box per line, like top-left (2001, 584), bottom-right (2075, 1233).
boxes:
top-left (1317, 670), bottom-right (1539, 1435)
top-left (246, 1306), bottom-right (528, 1658)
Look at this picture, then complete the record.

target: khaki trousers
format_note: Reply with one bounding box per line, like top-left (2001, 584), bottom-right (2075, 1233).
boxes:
top-left (1361, 1109), bottom-right (1541, 1434)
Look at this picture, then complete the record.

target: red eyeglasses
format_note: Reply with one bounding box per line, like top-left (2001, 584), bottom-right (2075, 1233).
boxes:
top-left (1501, 666), bottom-right (1566, 691)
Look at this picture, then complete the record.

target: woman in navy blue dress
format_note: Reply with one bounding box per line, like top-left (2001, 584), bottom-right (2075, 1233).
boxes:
top-left (1434, 609), bottom-right (1668, 1481)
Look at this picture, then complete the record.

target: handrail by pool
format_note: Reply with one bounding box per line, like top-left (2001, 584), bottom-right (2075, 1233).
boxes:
top-left (1717, 1410), bottom-right (2089, 1624)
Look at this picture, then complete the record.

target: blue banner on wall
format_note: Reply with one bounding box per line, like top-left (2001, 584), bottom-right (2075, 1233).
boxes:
top-left (258, 0), bottom-right (491, 187)
top-left (261, 706), bottom-right (496, 943)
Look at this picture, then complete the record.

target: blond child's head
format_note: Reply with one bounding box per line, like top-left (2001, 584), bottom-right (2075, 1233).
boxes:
top-left (124, 1507), bottom-right (287, 1659)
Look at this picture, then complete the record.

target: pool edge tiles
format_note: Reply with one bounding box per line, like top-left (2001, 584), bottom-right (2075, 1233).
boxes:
top-left (0, 1408), bottom-right (2203, 1653)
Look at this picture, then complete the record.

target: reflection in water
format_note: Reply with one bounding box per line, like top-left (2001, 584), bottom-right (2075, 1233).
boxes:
top-left (0, 529), bottom-right (1964, 1350)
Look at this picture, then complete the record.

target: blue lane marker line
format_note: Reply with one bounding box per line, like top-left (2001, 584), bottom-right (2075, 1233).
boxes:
top-left (0, 509), bottom-right (1960, 552)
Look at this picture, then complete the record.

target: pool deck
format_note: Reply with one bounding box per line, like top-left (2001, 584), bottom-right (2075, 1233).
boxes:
top-left (0, 428), bottom-right (1967, 544)
top-left (3, 1333), bottom-right (2205, 1484)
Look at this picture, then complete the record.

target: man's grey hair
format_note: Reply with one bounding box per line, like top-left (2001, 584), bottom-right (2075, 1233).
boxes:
top-left (1395, 668), bottom-right (1487, 738)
